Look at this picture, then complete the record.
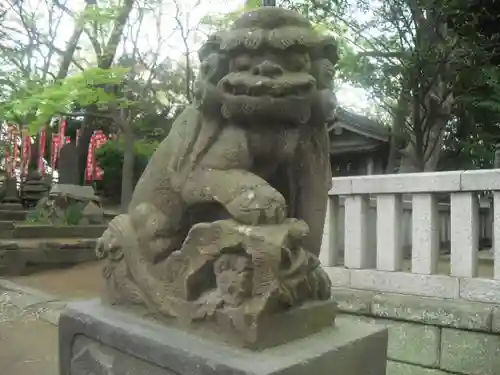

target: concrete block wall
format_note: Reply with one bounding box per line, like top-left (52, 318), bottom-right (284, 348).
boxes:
top-left (332, 288), bottom-right (500, 375)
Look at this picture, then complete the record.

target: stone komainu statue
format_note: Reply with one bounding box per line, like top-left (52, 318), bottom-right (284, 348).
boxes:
top-left (96, 7), bottom-right (339, 345)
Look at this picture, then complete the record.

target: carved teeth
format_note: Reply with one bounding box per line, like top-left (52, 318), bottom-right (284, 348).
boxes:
top-left (224, 80), bottom-right (314, 99)
top-left (234, 85), bottom-right (247, 95)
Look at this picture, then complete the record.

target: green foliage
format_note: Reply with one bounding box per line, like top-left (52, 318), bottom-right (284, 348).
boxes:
top-left (2, 66), bottom-right (130, 134)
top-left (95, 138), bottom-right (159, 199)
top-left (279, 0), bottom-right (500, 170)
top-left (64, 202), bottom-right (85, 225)
top-left (245, 0), bottom-right (262, 8)
top-left (25, 199), bottom-right (85, 226)
top-left (200, 1), bottom-right (261, 31)
top-left (25, 206), bottom-right (51, 225)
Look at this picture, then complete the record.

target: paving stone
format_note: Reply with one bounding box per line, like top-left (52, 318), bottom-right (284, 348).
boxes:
top-left (491, 307), bottom-right (500, 333)
top-left (0, 279), bottom-right (55, 300)
top-left (460, 277), bottom-right (500, 304)
top-left (330, 287), bottom-right (373, 314)
top-left (387, 361), bottom-right (450, 375)
top-left (37, 301), bottom-right (68, 326)
top-left (388, 322), bottom-right (441, 367)
top-left (337, 314), bottom-right (440, 367)
top-left (0, 296), bottom-right (58, 375)
top-left (372, 293), bottom-right (492, 331)
top-left (349, 269), bottom-right (459, 298)
top-left (6, 291), bottom-right (57, 310)
top-left (441, 328), bottom-right (500, 375)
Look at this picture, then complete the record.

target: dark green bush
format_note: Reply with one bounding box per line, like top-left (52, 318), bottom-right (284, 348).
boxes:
top-left (94, 139), bottom-right (159, 201)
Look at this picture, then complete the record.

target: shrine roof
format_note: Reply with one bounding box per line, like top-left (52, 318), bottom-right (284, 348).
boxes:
top-left (329, 107), bottom-right (390, 142)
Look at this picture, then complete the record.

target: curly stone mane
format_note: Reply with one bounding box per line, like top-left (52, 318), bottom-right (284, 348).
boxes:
top-left (194, 7), bottom-right (339, 124)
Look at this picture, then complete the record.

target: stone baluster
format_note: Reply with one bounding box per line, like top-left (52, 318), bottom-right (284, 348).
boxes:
top-left (494, 192), bottom-right (500, 279)
top-left (345, 195), bottom-right (374, 268)
top-left (450, 192), bottom-right (479, 277)
top-left (412, 193), bottom-right (439, 274)
top-left (376, 194), bottom-right (403, 271)
top-left (320, 196), bottom-right (340, 266)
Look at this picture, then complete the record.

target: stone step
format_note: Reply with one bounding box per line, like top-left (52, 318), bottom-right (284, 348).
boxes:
top-left (0, 238), bottom-right (97, 249)
top-left (0, 220), bottom-right (15, 231)
top-left (0, 224), bottom-right (107, 239)
top-left (0, 209), bottom-right (27, 221)
top-left (0, 203), bottom-right (24, 211)
top-left (0, 238), bottom-right (99, 276)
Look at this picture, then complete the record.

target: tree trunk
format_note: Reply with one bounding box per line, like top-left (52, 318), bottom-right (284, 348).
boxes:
top-left (386, 87), bottom-right (410, 173)
top-left (398, 1), bottom-right (454, 173)
top-left (77, 0), bottom-right (136, 186)
top-left (99, 0), bottom-right (136, 69)
top-left (55, 2), bottom-right (97, 80)
top-left (77, 105), bottom-right (97, 185)
top-left (120, 120), bottom-right (135, 213)
top-left (55, 24), bottom-right (85, 80)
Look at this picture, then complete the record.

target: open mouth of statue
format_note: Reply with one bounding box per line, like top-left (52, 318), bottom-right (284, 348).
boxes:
top-left (221, 80), bottom-right (314, 98)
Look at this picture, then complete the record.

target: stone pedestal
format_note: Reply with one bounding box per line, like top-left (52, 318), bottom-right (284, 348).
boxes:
top-left (58, 142), bottom-right (80, 185)
top-left (3, 177), bottom-right (20, 203)
top-left (59, 299), bottom-right (388, 375)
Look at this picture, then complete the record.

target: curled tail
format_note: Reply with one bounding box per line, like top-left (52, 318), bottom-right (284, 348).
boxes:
top-left (97, 206), bottom-right (180, 317)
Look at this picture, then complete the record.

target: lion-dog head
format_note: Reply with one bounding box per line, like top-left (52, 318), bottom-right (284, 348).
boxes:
top-left (194, 7), bottom-right (339, 126)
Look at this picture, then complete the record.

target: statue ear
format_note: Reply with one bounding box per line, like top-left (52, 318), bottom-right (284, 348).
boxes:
top-left (198, 52), bottom-right (228, 84)
top-left (310, 58), bottom-right (336, 90)
top-left (198, 34), bottom-right (222, 61)
top-left (198, 33), bottom-right (229, 85)
top-left (312, 37), bottom-right (339, 66)
top-left (321, 89), bottom-right (338, 123)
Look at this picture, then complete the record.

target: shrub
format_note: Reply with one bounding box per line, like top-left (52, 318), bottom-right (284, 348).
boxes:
top-left (95, 139), bottom-right (159, 200)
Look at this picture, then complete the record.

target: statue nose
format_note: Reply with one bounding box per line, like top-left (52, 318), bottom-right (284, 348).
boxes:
top-left (253, 60), bottom-right (283, 77)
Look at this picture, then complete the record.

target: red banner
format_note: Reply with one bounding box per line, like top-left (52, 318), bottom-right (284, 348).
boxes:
top-left (38, 127), bottom-right (46, 176)
top-left (58, 117), bottom-right (66, 151)
top-left (50, 131), bottom-right (71, 171)
top-left (50, 133), bottom-right (60, 171)
top-left (11, 126), bottom-right (18, 174)
top-left (5, 125), bottom-right (13, 177)
top-left (21, 128), bottom-right (31, 176)
top-left (85, 130), bottom-right (107, 182)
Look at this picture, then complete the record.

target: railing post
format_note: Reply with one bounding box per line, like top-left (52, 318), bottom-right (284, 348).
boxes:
top-left (320, 195), bottom-right (340, 266)
top-left (376, 194), bottom-right (403, 271)
top-left (412, 193), bottom-right (439, 274)
top-left (494, 192), bottom-right (500, 279)
top-left (345, 195), bottom-right (374, 268)
top-left (450, 192), bottom-right (479, 277)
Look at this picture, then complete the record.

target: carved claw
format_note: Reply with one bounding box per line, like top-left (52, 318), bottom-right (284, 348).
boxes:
top-left (95, 238), bottom-right (107, 260)
top-left (225, 185), bottom-right (287, 225)
top-left (95, 232), bottom-right (124, 262)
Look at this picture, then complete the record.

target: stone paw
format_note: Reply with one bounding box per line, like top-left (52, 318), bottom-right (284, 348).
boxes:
top-left (225, 185), bottom-right (287, 225)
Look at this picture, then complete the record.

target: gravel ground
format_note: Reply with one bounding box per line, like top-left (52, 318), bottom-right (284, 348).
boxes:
top-left (0, 262), bottom-right (103, 375)
top-left (0, 292), bottom-right (58, 375)
top-left (10, 262), bottom-right (103, 299)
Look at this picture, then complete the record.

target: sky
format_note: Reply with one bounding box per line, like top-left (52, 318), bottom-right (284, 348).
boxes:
top-left (151, 0), bottom-right (374, 114)
top-left (5, 0), bottom-right (374, 115)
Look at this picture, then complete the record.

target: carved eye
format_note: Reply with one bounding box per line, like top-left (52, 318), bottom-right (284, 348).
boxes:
top-left (230, 55), bottom-right (252, 72)
top-left (287, 52), bottom-right (311, 72)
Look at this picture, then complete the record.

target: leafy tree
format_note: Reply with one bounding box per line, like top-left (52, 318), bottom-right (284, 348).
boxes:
top-left (0, 0), bottom-right (195, 210)
top-left (279, 0), bottom-right (500, 172)
top-left (94, 138), bottom-right (159, 201)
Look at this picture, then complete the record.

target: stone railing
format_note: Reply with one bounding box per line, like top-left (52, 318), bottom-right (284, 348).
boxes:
top-left (321, 169), bottom-right (500, 303)
top-left (330, 195), bottom-right (493, 255)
